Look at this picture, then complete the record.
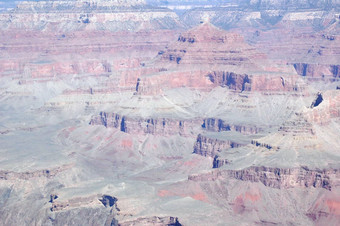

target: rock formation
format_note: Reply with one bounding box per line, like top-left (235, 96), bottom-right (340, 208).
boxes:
top-left (193, 134), bottom-right (242, 157)
top-left (0, 1), bottom-right (339, 225)
top-left (90, 112), bottom-right (200, 136)
top-left (135, 22), bottom-right (301, 95)
top-left (0, 0), bottom-right (181, 31)
top-left (188, 166), bottom-right (339, 191)
top-left (118, 216), bottom-right (182, 226)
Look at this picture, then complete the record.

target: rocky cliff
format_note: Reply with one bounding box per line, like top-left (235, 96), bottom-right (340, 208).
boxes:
top-left (293, 63), bottom-right (340, 79)
top-left (0, 2), bottom-right (339, 225)
top-left (90, 112), bottom-right (200, 136)
top-left (193, 134), bottom-right (242, 158)
top-left (202, 118), bottom-right (262, 134)
top-left (135, 22), bottom-right (300, 95)
top-left (188, 166), bottom-right (339, 190)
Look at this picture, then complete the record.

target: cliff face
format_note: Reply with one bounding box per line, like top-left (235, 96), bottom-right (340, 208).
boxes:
top-left (193, 134), bottom-right (241, 157)
top-left (305, 90), bottom-right (340, 125)
top-left (135, 22), bottom-right (300, 95)
top-left (1, 3), bottom-right (339, 225)
top-left (189, 166), bottom-right (339, 191)
top-left (154, 22), bottom-right (266, 68)
top-left (90, 112), bottom-right (200, 136)
top-left (207, 71), bottom-right (252, 92)
top-left (293, 63), bottom-right (340, 79)
top-left (202, 118), bottom-right (262, 135)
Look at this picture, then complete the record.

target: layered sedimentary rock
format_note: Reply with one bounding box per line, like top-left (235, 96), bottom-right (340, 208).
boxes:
top-left (179, 1), bottom-right (340, 81)
top-left (305, 90), bottom-right (340, 125)
top-left (0, 164), bottom-right (73, 180)
top-left (154, 22), bottom-right (265, 68)
top-left (193, 134), bottom-right (241, 157)
top-left (188, 166), bottom-right (339, 190)
top-left (202, 118), bottom-right (262, 135)
top-left (51, 194), bottom-right (102, 212)
top-left (90, 112), bottom-right (200, 136)
top-left (119, 216), bottom-right (182, 226)
top-left (207, 71), bottom-right (302, 92)
top-left (0, 0), bottom-right (181, 31)
top-left (293, 63), bottom-right (340, 79)
top-left (0, 2), bottom-right (339, 226)
top-left (135, 22), bottom-right (300, 95)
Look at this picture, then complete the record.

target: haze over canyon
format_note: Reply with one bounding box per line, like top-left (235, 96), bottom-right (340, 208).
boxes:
top-left (0, 0), bottom-right (339, 225)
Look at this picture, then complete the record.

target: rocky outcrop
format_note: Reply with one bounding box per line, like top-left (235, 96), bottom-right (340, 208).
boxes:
top-left (51, 194), bottom-right (118, 212)
top-left (311, 92), bottom-right (323, 108)
top-left (193, 134), bottom-right (242, 157)
top-left (251, 140), bottom-right (277, 150)
top-left (134, 22), bottom-right (301, 95)
top-left (90, 112), bottom-right (200, 136)
top-left (51, 195), bottom-right (97, 212)
top-left (189, 166), bottom-right (339, 191)
top-left (293, 63), bottom-right (340, 79)
top-left (207, 71), bottom-right (251, 91)
top-left (118, 216), bottom-right (182, 226)
top-left (278, 113), bottom-right (315, 135)
top-left (134, 70), bottom-right (215, 95)
top-left (99, 195), bottom-right (118, 208)
top-left (227, 167), bottom-right (338, 190)
top-left (212, 156), bottom-right (231, 168)
top-left (0, 164), bottom-right (73, 180)
top-left (305, 90), bottom-right (340, 125)
top-left (155, 22), bottom-right (254, 67)
top-left (202, 118), bottom-right (262, 135)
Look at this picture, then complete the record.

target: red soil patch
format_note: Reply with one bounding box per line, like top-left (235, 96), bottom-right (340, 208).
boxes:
top-left (183, 158), bottom-right (200, 167)
top-left (233, 196), bottom-right (245, 214)
top-left (191, 192), bottom-right (207, 202)
top-left (326, 200), bottom-right (340, 215)
top-left (233, 191), bottom-right (261, 214)
top-left (244, 192), bottom-right (261, 202)
top-left (121, 139), bottom-right (133, 148)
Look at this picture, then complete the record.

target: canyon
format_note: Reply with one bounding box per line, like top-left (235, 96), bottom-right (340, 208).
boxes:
top-left (0, 0), bottom-right (339, 225)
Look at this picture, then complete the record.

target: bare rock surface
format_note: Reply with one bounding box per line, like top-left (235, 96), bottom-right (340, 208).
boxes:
top-left (0, 1), bottom-right (339, 225)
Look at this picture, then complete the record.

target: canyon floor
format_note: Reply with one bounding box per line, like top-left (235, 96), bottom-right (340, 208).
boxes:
top-left (0, 1), bottom-right (339, 225)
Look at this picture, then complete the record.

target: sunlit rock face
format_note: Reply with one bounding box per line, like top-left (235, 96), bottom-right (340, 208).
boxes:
top-left (0, 1), bottom-right (339, 225)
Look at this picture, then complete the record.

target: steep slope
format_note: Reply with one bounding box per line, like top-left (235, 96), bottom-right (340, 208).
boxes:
top-left (134, 22), bottom-right (300, 95)
top-left (0, 2), bottom-right (339, 226)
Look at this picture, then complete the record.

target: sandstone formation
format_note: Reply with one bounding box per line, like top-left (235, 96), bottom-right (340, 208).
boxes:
top-left (193, 134), bottom-right (242, 158)
top-left (135, 22), bottom-right (301, 95)
top-left (202, 118), bottom-right (262, 135)
top-left (188, 166), bottom-right (339, 191)
top-left (0, 1), bottom-right (339, 225)
top-left (90, 112), bottom-right (200, 136)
